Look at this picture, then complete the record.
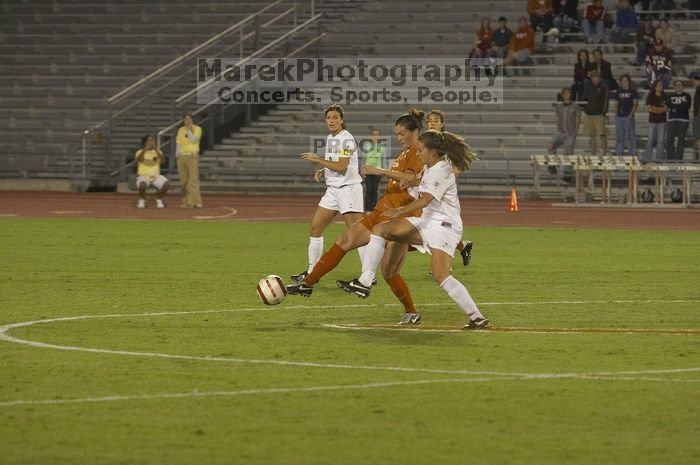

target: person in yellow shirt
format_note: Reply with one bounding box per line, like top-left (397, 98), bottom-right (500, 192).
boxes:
top-left (135, 135), bottom-right (169, 208)
top-left (176, 112), bottom-right (203, 208)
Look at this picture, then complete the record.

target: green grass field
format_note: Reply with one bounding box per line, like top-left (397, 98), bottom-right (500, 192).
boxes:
top-left (1, 218), bottom-right (699, 465)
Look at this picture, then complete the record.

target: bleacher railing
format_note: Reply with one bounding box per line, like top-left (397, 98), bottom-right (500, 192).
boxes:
top-left (155, 14), bottom-right (325, 169)
top-left (80, 0), bottom-right (319, 184)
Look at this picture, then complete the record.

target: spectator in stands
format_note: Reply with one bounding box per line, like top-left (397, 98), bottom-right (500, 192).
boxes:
top-left (549, 87), bottom-right (581, 155)
top-left (665, 79), bottom-right (692, 160)
top-left (362, 128), bottom-right (385, 212)
top-left (654, 18), bottom-right (676, 51)
top-left (583, 70), bottom-right (609, 155)
top-left (589, 48), bottom-right (617, 90)
top-left (502, 16), bottom-right (535, 73)
top-left (135, 135), bottom-right (169, 209)
top-left (693, 72), bottom-right (700, 159)
top-left (634, 16), bottom-right (656, 66)
top-left (611, 74), bottom-right (639, 156)
top-left (470, 17), bottom-right (493, 58)
top-left (176, 112), bottom-right (203, 208)
top-left (645, 38), bottom-right (673, 88)
top-left (490, 16), bottom-right (514, 59)
top-left (527, 0), bottom-right (554, 41)
top-left (552, 0), bottom-right (579, 35)
top-left (571, 49), bottom-right (590, 102)
top-left (612, 0), bottom-right (639, 43)
top-left (643, 79), bottom-right (667, 161)
top-left (582, 0), bottom-right (608, 43)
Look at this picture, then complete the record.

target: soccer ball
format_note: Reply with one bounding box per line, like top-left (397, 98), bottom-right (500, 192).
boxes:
top-left (256, 275), bottom-right (287, 305)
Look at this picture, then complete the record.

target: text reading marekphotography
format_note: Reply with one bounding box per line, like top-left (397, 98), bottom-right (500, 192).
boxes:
top-left (196, 58), bottom-right (504, 105)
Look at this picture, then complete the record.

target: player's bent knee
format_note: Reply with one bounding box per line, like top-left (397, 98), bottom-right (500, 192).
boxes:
top-left (381, 265), bottom-right (399, 279)
top-left (370, 223), bottom-right (389, 239)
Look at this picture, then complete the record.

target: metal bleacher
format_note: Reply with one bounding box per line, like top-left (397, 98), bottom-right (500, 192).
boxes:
top-left (0, 0), bottom-right (329, 185)
top-left (1, 0), bottom-right (698, 200)
top-left (197, 0), bottom-right (700, 199)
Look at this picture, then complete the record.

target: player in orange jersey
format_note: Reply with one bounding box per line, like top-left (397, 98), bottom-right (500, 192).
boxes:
top-left (287, 109), bottom-right (425, 325)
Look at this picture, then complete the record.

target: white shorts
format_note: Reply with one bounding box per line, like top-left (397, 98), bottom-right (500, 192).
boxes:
top-left (137, 175), bottom-right (168, 189)
top-left (318, 184), bottom-right (363, 214)
top-left (405, 217), bottom-right (462, 257)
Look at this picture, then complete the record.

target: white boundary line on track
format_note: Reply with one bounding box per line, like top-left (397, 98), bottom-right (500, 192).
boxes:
top-left (0, 301), bottom-right (698, 408)
top-left (193, 207), bottom-right (238, 220)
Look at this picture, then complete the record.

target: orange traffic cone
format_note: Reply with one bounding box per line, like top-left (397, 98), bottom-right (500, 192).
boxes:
top-left (508, 188), bottom-right (519, 212)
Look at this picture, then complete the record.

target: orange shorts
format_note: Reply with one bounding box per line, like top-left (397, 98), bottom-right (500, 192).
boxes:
top-left (359, 208), bottom-right (421, 233)
top-left (359, 209), bottom-right (390, 231)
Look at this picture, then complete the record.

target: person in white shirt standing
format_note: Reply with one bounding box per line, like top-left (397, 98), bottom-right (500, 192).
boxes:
top-left (291, 105), bottom-right (366, 283)
top-left (342, 130), bottom-right (491, 329)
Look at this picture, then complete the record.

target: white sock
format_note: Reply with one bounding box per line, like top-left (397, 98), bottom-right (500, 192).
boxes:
top-left (357, 244), bottom-right (368, 268)
top-left (358, 235), bottom-right (386, 286)
top-left (307, 236), bottom-right (324, 273)
top-left (440, 276), bottom-right (484, 320)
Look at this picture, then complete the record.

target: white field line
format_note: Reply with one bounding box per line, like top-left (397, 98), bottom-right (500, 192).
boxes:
top-left (322, 323), bottom-right (700, 336)
top-left (1, 374), bottom-right (697, 408)
top-left (0, 303), bottom-right (698, 382)
top-left (0, 377), bottom-right (516, 407)
top-left (49, 210), bottom-right (90, 214)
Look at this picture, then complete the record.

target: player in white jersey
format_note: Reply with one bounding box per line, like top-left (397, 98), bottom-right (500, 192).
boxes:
top-left (426, 110), bottom-right (473, 266)
top-left (341, 130), bottom-right (491, 329)
top-left (291, 105), bottom-right (366, 282)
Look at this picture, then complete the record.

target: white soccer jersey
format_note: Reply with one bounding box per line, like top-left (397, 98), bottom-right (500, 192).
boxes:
top-left (407, 166), bottom-right (425, 200)
top-left (418, 159), bottom-right (462, 232)
top-left (324, 129), bottom-right (362, 188)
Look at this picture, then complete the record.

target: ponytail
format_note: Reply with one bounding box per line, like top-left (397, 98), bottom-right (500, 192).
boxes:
top-left (418, 130), bottom-right (478, 172)
top-left (395, 108), bottom-right (425, 132)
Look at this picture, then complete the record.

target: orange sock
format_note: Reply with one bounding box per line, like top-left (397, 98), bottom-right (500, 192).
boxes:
top-left (385, 274), bottom-right (416, 313)
top-left (456, 240), bottom-right (464, 252)
top-left (305, 243), bottom-right (347, 285)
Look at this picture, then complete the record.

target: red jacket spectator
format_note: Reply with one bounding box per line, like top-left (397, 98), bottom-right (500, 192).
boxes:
top-left (509, 22), bottom-right (536, 52)
top-left (527, 0), bottom-right (554, 16)
top-left (584, 1), bottom-right (607, 23)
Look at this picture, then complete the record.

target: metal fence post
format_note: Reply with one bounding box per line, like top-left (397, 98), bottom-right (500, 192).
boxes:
top-left (105, 105), bottom-right (112, 183)
top-left (208, 106), bottom-right (215, 148)
top-left (255, 16), bottom-right (261, 51)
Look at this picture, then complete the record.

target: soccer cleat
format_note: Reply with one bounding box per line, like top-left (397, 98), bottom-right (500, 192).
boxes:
top-left (156, 199), bottom-right (165, 209)
top-left (286, 282), bottom-right (313, 297)
top-left (460, 240), bottom-right (473, 266)
top-left (398, 312), bottom-right (421, 325)
top-left (464, 317), bottom-right (491, 330)
top-left (335, 278), bottom-right (371, 299)
top-left (371, 278), bottom-right (378, 286)
top-left (137, 199), bottom-right (146, 209)
top-left (290, 271), bottom-right (308, 283)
